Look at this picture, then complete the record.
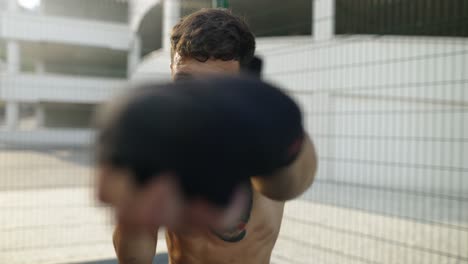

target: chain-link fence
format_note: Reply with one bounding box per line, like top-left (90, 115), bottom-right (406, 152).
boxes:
top-left (0, 0), bottom-right (467, 263)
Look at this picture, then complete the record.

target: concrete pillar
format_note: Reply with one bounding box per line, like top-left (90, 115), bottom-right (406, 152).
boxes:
top-left (127, 35), bottom-right (142, 76)
top-left (0, 60), bottom-right (5, 72)
top-left (5, 0), bottom-right (20, 131)
top-left (35, 103), bottom-right (45, 128)
top-left (313, 0), bottom-right (335, 41)
top-left (5, 101), bottom-right (19, 131)
top-left (5, 41), bottom-right (20, 131)
top-left (34, 60), bottom-right (45, 74)
top-left (7, 0), bottom-right (18, 11)
top-left (163, 0), bottom-right (181, 51)
top-left (37, 1), bottom-right (43, 14)
top-left (7, 41), bottom-right (20, 74)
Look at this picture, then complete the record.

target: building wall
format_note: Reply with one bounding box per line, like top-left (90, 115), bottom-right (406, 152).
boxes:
top-left (41, 0), bottom-right (128, 23)
top-left (257, 36), bottom-right (468, 196)
top-left (0, 0), bottom-right (130, 132)
top-left (129, 0), bottom-right (160, 32)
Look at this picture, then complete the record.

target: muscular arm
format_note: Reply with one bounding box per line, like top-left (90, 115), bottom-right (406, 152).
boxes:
top-left (251, 135), bottom-right (317, 201)
top-left (113, 224), bottom-right (158, 264)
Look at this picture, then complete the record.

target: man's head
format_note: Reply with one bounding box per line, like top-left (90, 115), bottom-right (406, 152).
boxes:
top-left (170, 8), bottom-right (256, 80)
top-left (96, 9), bottom-right (257, 230)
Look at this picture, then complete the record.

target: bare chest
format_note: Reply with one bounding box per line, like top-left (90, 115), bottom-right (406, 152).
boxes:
top-left (165, 193), bottom-right (284, 264)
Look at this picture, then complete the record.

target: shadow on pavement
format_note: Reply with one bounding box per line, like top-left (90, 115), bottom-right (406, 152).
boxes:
top-left (301, 180), bottom-right (468, 225)
top-left (38, 147), bottom-right (94, 167)
top-left (0, 144), bottom-right (93, 168)
top-left (73, 253), bottom-right (169, 264)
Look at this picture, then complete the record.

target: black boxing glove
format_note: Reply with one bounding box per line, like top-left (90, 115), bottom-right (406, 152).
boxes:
top-left (192, 77), bottom-right (304, 175)
top-left (241, 56), bottom-right (263, 78)
top-left (96, 76), bottom-right (303, 206)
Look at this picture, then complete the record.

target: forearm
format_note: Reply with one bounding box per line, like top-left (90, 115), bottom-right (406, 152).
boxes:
top-left (251, 135), bottom-right (317, 201)
top-left (113, 224), bottom-right (157, 264)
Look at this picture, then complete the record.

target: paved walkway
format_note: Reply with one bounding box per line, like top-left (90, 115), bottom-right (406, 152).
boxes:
top-left (0, 149), bottom-right (467, 264)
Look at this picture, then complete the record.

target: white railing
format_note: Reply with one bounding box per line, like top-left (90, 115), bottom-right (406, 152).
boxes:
top-left (0, 11), bottom-right (131, 50)
top-left (0, 129), bottom-right (94, 147)
top-left (0, 73), bottom-right (126, 103)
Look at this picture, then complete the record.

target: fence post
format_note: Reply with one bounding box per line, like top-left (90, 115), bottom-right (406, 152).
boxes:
top-left (313, 0), bottom-right (335, 41)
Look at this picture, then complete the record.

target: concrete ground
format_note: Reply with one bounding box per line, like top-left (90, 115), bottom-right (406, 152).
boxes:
top-left (0, 148), bottom-right (467, 264)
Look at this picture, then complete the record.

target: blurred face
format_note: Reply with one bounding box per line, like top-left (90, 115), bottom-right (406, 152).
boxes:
top-left (171, 52), bottom-right (241, 80)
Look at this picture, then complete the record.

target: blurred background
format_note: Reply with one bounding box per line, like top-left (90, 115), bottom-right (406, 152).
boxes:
top-left (0, 0), bottom-right (467, 263)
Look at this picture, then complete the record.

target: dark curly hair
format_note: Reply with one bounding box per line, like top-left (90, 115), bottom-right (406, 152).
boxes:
top-left (171, 8), bottom-right (256, 67)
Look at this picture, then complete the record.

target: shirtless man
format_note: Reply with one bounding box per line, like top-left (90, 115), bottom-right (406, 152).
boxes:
top-left (96, 9), bottom-right (317, 264)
